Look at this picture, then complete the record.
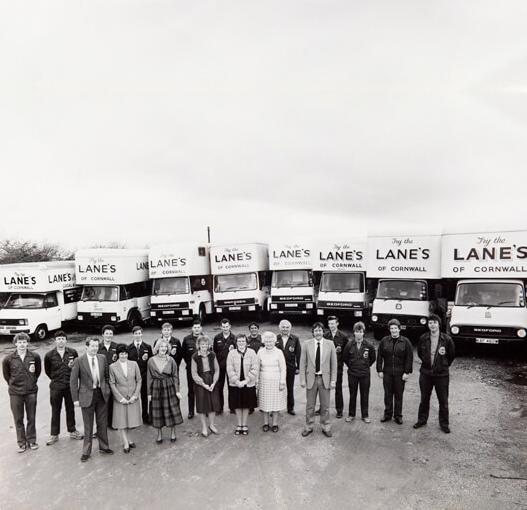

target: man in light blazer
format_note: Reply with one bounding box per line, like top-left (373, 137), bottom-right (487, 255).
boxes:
top-left (70, 336), bottom-right (113, 462)
top-left (300, 322), bottom-right (337, 437)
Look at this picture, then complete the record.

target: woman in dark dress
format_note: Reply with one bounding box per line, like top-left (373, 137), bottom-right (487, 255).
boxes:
top-left (147, 338), bottom-right (183, 444)
top-left (191, 335), bottom-right (221, 437)
top-left (227, 334), bottom-right (258, 435)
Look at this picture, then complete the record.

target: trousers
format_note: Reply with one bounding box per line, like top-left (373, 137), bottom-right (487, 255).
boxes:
top-left (305, 375), bottom-right (331, 431)
top-left (50, 386), bottom-right (76, 435)
top-left (348, 372), bottom-right (371, 418)
top-left (10, 392), bottom-right (37, 446)
top-left (382, 373), bottom-right (405, 419)
top-left (417, 373), bottom-right (450, 427)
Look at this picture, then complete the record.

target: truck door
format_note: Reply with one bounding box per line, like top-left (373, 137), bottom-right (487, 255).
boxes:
top-left (44, 292), bottom-right (62, 331)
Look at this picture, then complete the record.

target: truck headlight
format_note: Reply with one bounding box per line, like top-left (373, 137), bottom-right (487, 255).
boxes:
top-left (18, 319), bottom-right (28, 325)
top-left (216, 307), bottom-right (223, 313)
top-left (111, 316), bottom-right (117, 322)
top-left (248, 305), bottom-right (256, 311)
top-left (271, 304), bottom-right (278, 310)
top-left (77, 315), bottom-right (83, 321)
top-left (317, 309), bottom-right (324, 316)
top-left (182, 310), bottom-right (190, 315)
top-left (517, 329), bottom-right (526, 338)
top-left (306, 303), bottom-right (313, 309)
top-left (151, 311), bottom-right (156, 317)
top-left (420, 317), bottom-right (427, 325)
top-left (450, 326), bottom-right (459, 335)
top-left (371, 315), bottom-right (378, 322)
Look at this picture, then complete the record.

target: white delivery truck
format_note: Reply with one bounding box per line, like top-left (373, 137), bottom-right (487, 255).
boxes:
top-left (210, 243), bottom-right (270, 316)
top-left (268, 241), bottom-right (316, 321)
top-left (367, 234), bottom-right (445, 340)
top-left (313, 238), bottom-right (373, 322)
top-left (76, 249), bottom-right (150, 330)
top-left (149, 243), bottom-right (213, 323)
top-left (442, 229), bottom-right (527, 345)
top-left (0, 261), bottom-right (81, 340)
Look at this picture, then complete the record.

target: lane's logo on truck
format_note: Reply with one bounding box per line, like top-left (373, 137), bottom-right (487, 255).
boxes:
top-left (272, 248), bottom-right (310, 259)
top-left (136, 261), bottom-right (149, 271)
top-left (3, 275), bottom-right (37, 286)
top-left (150, 257), bottom-right (187, 268)
top-left (318, 244), bottom-right (364, 269)
top-left (78, 264), bottom-right (117, 273)
top-left (48, 273), bottom-right (74, 284)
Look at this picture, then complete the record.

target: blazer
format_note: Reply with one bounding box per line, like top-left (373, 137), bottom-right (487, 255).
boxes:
top-left (226, 348), bottom-right (259, 387)
top-left (70, 353), bottom-right (111, 407)
top-left (109, 360), bottom-right (142, 402)
top-left (299, 338), bottom-right (337, 390)
top-left (127, 342), bottom-right (153, 376)
top-left (276, 333), bottom-right (302, 371)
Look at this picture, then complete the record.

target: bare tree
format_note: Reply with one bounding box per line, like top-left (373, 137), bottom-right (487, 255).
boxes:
top-left (0, 239), bottom-right (74, 264)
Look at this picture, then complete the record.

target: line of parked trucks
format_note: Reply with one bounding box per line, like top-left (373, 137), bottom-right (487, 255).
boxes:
top-left (1, 229), bottom-right (526, 349)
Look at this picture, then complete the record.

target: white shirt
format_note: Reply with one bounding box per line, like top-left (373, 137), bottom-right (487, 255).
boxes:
top-left (120, 361), bottom-right (128, 377)
top-left (89, 355), bottom-right (100, 388)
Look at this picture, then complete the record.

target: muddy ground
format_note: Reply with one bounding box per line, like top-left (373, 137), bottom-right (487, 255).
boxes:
top-left (0, 319), bottom-right (526, 510)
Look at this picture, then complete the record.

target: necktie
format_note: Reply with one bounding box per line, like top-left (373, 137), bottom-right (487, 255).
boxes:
top-left (92, 357), bottom-right (99, 388)
top-left (315, 341), bottom-right (321, 373)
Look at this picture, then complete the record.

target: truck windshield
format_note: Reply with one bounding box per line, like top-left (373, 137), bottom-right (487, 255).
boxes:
top-left (320, 272), bottom-right (364, 293)
top-left (214, 273), bottom-right (257, 292)
top-left (376, 280), bottom-right (428, 301)
top-left (456, 282), bottom-right (524, 307)
top-left (4, 293), bottom-right (45, 309)
top-left (81, 286), bottom-right (119, 302)
top-left (152, 277), bottom-right (190, 295)
top-left (272, 270), bottom-right (311, 288)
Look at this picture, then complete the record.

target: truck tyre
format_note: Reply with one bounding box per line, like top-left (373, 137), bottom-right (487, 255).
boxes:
top-left (196, 305), bottom-right (206, 324)
top-left (373, 328), bottom-right (384, 341)
top-left (127, 310), bottom-right (143, 331)
top-left (33, 324), bottom-right (48, 341)
top-left (270, 312), bottom-right (278, 324)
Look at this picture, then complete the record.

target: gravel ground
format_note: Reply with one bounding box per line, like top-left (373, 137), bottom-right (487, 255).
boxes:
top-left (1, 319), bottom-right (526, 510)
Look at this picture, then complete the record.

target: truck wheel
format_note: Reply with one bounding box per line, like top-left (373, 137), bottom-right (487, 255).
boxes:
top-left (33, 324), bottom-right (48, 341)
top-left (270, 312), bottom-right (278, 324)
top-left (373, 328), bottom-right (384, 341)
top-left (127, 310), bottom-right (143, 331)
top-left (196, 305), bottom-right (206, 324)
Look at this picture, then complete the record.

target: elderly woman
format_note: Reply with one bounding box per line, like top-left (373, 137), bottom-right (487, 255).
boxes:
top-left (191, 335), bottom-right (221, 437)
top-left (227, 334), bottom-right (259, 435)
top-left (257, 331), bottom-right (286, 432)
top-left (147, 338), bottom-right (183, 444)
top-left (109, 344), bottom-right (142, 453)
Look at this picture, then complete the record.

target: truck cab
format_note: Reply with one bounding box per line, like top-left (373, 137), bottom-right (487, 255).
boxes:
top-left (269, 268), bottom-right (316, 319)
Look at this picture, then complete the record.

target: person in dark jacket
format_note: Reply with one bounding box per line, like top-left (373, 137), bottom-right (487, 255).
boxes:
top-left (127, 326), bottom-right (153, 424)
top-left (342, 321), bottom-right (376, 423)
top-left (44, 330), bottom-right (83, 445)
top-left (413, 314), bottom-right (456, 433)
top-left (247, 322), bottom-right (263, 353)
top-left (376, 318), bottom-right (413, 424)
top-left (160, 322), bottom-right (183, 372)
top-left (324, 316), bottom-right (349, 418)
top-left (276, 319), bottom-right (302, 415)
top-left (213, 318), bottom-right (236, 413)
top-left (98, 325), bottom-right (118, 428)
top-left (2, 332), bottom-right (41, 452)
top-left (182, 319), bottom-right (203, 418)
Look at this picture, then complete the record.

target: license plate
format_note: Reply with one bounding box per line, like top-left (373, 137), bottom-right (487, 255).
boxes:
top-left (91, 312), bottom-right (103, 317)
top-left (285, 303), bottom-right (298, 308)
top-left (400, 325), bottom-right (407, 330)
top-left (163, 310), bottom-right (175, 315)
top-left (476, 338), bottom-right (499, 344)
top-left (229, 306), bottom-right (241, 311)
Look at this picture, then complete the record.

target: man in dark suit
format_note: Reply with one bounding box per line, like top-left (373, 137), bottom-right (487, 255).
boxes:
top-left (70, 336), bottom-right (113, 462)
top-left (213, 318), bottom-right (236, 413)
top-left (98, 325), bottom-right (118, 428)
top-left (324, 316), bottom-right (349, 418)
top-left (160, 322), bottom-right (183, 372)
top-left (182, 319), bottom-right (203, 419)
top-left (127, 326), bottom-right (153, 424)
top-left (276, 319), bottom-right (302, 415)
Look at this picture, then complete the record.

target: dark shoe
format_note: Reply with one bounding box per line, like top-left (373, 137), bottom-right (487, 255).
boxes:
top-left (123, 447), bottom-right (130, 454)
top-left (217, 410), bottom-right (223, 415)
top-left (440, 425), bottom-right (451, 434)
top-left (29, 442), bottom-right (39, 450)
top-left (235, 427), bottom-right (242, 435)
top-left (17, 444), bottom-right (27, 453)
top-left (272, 425), bottom-right (279, 433)
top-left (322, 429), bottom-right (332, 438)
top-left (262, 424), bottom-right (270, 432)
top-left (314, 408), bottom-right (320, 416)
top-left (99, 448), bottom-right (114, 455)
top-left (128, 442), bottom-right (136, 449)
top-left (230, 409), bottom-right (235, 414)
top-left (188, 412), bottom-right (194, 419)
top-left (156, 438), bottom-right (163, 444)
top-left (93, 432), bottom-right (98, 438)
top-left (413, 422), bottom-right (426, 429)
top-left (301, 429), bottom-right (313, 437)
top-left (242, 426), bottom-right (249, 435)
top-left (336, 412), bottom-right (343, 419)
top-left (170, 436), bottom-right (177, 443)
top-left (395, 418), bottom-right (403, 425)
top-left (80, 454), bottom-right (90, 462)
top-left (287, 410), bottom-right (296, 416)
top-left (380, 416), bottom-right (391, 422)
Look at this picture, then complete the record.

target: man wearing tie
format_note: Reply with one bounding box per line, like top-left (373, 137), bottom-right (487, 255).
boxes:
top-left (276, 320), bottom-right (302, 415)
top-left (98, 325), bottom-right (118, 428)
top-left (127, 326), bottom-right (153, 424)
top-left (300, 322), bottom-right (337, 438)
top-left (70, 337), bottom-right (113, 462)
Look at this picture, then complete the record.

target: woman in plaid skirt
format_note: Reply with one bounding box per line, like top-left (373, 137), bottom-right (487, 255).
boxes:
top-left (147, 338), bottom-right (183, 444)
top-left (257, 332), bottom-right (286, 433)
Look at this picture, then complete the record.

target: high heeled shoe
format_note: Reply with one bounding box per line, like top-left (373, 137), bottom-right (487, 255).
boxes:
top-left (170, 436), bottom-right (177, 443)
top-left (156, 437), bottom-right (163, 444)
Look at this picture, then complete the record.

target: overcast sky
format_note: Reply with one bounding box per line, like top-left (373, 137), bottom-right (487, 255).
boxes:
top-left (1, 0), bottom-right (526, 250)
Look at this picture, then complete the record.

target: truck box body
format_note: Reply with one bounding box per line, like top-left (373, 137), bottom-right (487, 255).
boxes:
top-left (442, 230), bottom-right (527, 344)
top-left (210, 243), bottom-right (270, 314)
top-left (149, 243), bottom-right (212, 323)
top-left (313, 238), bottom-right (371, 320)
top-left (0, 261), bottom-right (80, 340)
top-left (75, 249), bottom-right (150, 328)
top-left (268, 241), bottom-right (316, 317)
top-left (367, 234), bottom-right (442, 338)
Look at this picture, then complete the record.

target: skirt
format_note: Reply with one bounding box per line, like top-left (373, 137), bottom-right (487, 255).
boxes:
top-left (195, 371), bottom-right (222, 414)
top-left (228, 385), bottom-right (257, 410)
top-left (112, 398), bottom-right (142, 430)
top-left (258, 371), bottom-right (286, 412)
top-left (150, 378), bottom-right (183, 428)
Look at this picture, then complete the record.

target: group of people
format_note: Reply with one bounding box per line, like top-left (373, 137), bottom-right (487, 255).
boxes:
top-left (2, 314), bottom-right (456, 462)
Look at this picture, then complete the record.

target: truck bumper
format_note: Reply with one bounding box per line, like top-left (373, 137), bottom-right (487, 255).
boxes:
top-left (215, 304), bottom-right (262, 314)
top-left (151, 308), bottom-right (194, 321)
top-left (77, 312), bottom-right (121, 325)
top-left (0, 326), bottom-right (31, 336)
